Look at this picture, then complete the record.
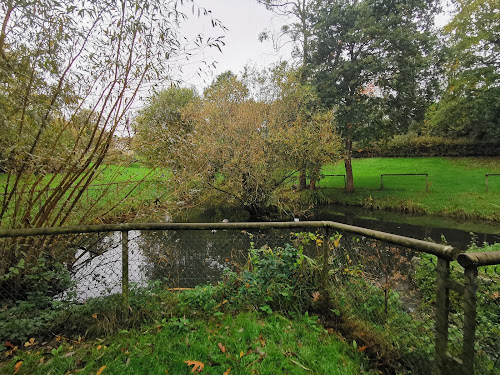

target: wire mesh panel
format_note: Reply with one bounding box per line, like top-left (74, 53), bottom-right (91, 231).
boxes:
top-left (324, 231), bottom-right (439, 374)
top-left (473, 263), bottom-right (500, 374)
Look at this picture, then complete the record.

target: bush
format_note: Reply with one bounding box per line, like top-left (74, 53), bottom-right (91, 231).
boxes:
top-left (179, 242), bottom-right (321, 316)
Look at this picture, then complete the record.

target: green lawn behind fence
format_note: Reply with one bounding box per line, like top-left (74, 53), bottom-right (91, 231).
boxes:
top-left (317, 157), bottom-right (500, 221)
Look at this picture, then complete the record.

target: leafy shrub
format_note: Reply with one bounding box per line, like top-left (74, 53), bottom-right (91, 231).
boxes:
top-left (0, 256), bottom-right (74, 343)
top-left (179, 242), bottom-right (320, 316)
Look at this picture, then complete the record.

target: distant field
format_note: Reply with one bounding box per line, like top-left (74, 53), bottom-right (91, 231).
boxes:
top-left (2, 158), bottom-right (499, 223)
top-left (317, 157), bottom-right (500, 221)
top-left (0, 163), bottom-right (168, 226)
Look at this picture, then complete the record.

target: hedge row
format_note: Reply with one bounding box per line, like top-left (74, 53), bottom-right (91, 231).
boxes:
top-left (353, 136), bottom-right (500, 158)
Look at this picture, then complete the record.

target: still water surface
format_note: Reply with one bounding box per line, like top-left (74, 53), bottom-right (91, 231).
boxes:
top-left (72, 204), bottom-right (499, 300)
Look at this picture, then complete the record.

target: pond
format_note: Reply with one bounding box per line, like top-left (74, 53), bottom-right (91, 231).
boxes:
top-left (71, 204), bottom-right (499, 300)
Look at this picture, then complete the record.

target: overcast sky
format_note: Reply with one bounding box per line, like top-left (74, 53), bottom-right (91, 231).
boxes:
top-left (171, 0), bottom-right (453, 92)
top-left (175, 0), bottom-right (294, 90)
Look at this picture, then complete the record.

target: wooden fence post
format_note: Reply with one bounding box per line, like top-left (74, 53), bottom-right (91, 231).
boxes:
top-left (462, 266), bottom-right (478, 375)
top-left (319, 228), bottom-right (332, 311)
top-left (435, 257), bottom-right (450, 374)
top-left (121, 230), bottom-right (129, 309)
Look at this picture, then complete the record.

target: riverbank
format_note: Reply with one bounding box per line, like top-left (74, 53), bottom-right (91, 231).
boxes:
top-left (307, 157), bottom-right (500, 222)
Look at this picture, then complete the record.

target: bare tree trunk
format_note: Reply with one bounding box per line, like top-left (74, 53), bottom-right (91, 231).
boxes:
top-left (345, 131), bottom-right (355, 193)
top-left (299, 166), bottom-right (307, 190)
top-left (309, 165), bottom-right (320, 190)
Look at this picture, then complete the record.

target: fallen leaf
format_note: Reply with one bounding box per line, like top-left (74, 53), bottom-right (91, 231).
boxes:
top-left (258, 334), bottom-right (266, 347)
top-left (4, 341), bottom-right (14, 349)
top-left (14, 361), bottom-right (23, 374)
top-left (218, 343), bottom-right (226, 353)
top-left (64, 351), bottom-right (75, 358)
top-left (312, 291), bottom-right (320, 302)
top-left (24, 338), bottom-right (35, 347)
top-left (358, 345), bottom-right (368, 352)
top-left (223, 367), bottom-right (231, 375)
top-left (92, 313), bottom-right (98, 319)
top-left (184, 360), bottom-right (204, 373)
top-left (97, 345), bottom-right (102, 350)
top-left (96, 365), bottom-right (106, 375)
top-left (239, 351), bottom-right (244, 358)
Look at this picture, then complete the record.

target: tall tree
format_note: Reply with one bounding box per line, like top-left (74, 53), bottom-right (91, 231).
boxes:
top-left (310, 0), bottom-right (440, 192)
top-left (257, 0), bottom-right (315, 189)
top-left (424, 0), bottom-right (499, 140)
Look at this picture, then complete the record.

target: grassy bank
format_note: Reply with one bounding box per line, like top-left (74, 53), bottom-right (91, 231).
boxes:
top-left (2, 311), bottom-right (371, 375)
top-left (313, 157), bottom-right (500, 221)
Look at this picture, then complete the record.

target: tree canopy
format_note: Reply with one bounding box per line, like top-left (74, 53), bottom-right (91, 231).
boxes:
top-left (424, 0), bottom-right (499, 140)
top-left (309, 0), bottom-right (440, 192)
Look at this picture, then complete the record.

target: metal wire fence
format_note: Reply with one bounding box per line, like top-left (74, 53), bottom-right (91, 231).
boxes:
top-left (0, 222), bottom-right (498, 375)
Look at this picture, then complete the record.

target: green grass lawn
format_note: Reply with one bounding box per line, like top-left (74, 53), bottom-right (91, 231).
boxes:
top-left (316, 157), bottom-right (500, 221)
top-left (2, 312), bottom-right (372, 375)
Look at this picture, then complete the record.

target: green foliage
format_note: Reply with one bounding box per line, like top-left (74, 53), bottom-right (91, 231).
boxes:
top-left (0, 256), bottom-right (74, 343)
top-left (425, 74), bottom-right (500, 140)
top-left (180, 242), bottom-right (319, 316)
top-left (425, 0), bottom-right (499, 140)
top-left (310, 0), bottom-right (440, 140)
top-left (132, 87), bottom-right (199, 167)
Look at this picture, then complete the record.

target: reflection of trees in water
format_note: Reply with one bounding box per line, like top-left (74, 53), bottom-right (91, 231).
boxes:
top-left (136, 230), bottom-right (247, 287)
top-left (62, 228), bottom-right (419, 298)
top-left (136, 229), bottom-right (301, 288)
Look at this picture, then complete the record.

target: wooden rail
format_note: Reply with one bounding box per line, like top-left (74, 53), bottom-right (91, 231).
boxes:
top-left (380, 173), bottom-right (429, 192)
top-left (457, 251), bottom-right (500, 268)
top-left (485, 173), bottom-right (500, 192)
top-left (0, 220), bottom-right (458, 260)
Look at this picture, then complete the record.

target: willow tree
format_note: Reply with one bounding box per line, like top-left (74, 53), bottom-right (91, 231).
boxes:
top-left (0, 0), bottom-right (224, 229)
top-left (135, 67), bottom-right (340, 218)
top-left (310, 0), bottom-right (440, 193)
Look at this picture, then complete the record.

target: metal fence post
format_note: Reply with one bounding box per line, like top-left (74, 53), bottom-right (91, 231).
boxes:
top-left (319, 228), bottom-right (332, 311)
top-left (121, 230), bottom-right (129, 309)
top-left (321, 228), bottom-right (330, 293)
top-left (462, 266), bottom-right (478, 375)
top-left (435, 257), bottom-right (450, 374)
